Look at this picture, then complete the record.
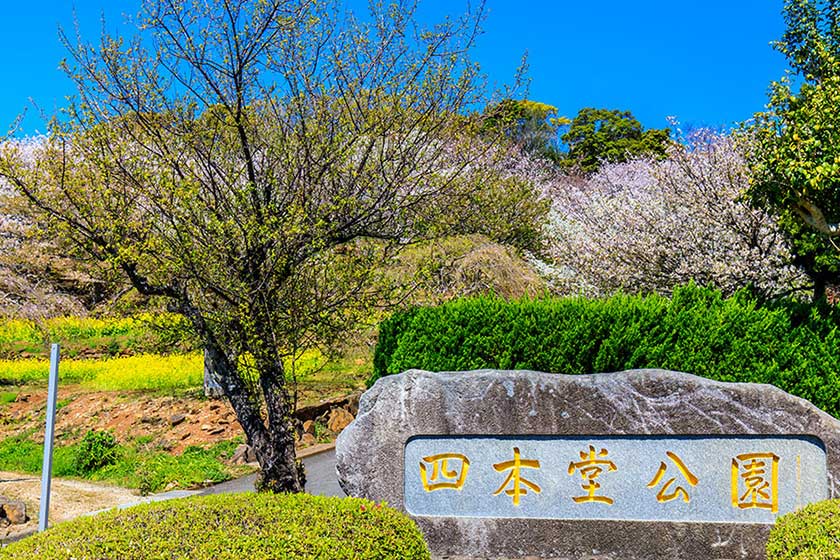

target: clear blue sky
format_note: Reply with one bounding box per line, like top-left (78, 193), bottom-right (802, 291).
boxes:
top-left (1, 0), bottom-right (786, 136)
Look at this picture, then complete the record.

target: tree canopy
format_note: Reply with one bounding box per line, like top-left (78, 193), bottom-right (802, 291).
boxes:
top-left (480, 102), bottom-right (671, 174)
top-left (774, 0), bottom-right (840, 79)
top-left (748, 0), bottom-right (840, 299)
top-left (0, 0), bottom-right (546, 492)
top-left (561, 107), bottom-right (670, 174)
top-left (481, 99), bottom-right (567, 163)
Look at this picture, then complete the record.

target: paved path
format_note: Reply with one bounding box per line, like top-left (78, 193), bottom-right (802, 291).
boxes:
top-left (301, 446), bottom-right (345, 497)
top-left (198, 447), bottom-right (344, 497)
top-left (107, 444), bottom-right (343, 512)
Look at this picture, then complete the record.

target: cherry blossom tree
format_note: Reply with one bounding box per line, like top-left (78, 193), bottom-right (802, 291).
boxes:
top-left (544, 131), bottom-right (806, 297)
top-left (0, 0), bottom-right (545, 493)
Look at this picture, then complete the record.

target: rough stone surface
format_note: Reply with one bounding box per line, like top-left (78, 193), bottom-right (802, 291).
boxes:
top-left (229, 444), bottom-right (257, 465)
top-left (1, 500), bottom-right (27, 525)
top-left (295, 392), bottom-right (362, 424)
top-left (336, 369), bottom-right (840, 560)
top-left (327, 408), bottom-right (354, 433)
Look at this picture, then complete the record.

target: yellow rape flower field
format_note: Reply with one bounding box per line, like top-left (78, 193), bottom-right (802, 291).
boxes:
top-left (0, 353), bottom-right (204, 391)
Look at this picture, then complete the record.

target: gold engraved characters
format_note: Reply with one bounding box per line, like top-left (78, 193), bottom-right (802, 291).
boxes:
top-left (415, 444), bottom-right (790, 517)
top-left (647, 451), bottom-right (700, 503)
top-left (493, 447), bottom-right (542, 506)
top-left (731, 452), bottom-right (779, 513)
top-left (420, 453), bottom-right (470, 492)
top-left (568, 445), bottom-right (617, 504)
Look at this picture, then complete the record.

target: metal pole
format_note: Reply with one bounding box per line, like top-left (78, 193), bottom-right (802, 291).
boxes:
top-left (39, 343), bottom-right (60, 532)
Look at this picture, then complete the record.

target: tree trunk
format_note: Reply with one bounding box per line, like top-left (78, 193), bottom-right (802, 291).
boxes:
top-left (171, 296), bottom-right (304, 493)
top-left (203, 349), bottom-right (225, 399)
top-left (254, 352), bottom-right (305, 493)
top-left (202, 336), bottom-right (304, 493)
top-left (813, 276), bottom-right (827, 305)
top-left (254, 424), bottom-right (306, 493)
top-left (792, 252), bottom-right (830, 305)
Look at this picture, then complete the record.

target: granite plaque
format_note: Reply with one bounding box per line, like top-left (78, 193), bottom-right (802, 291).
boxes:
top-left (336, 369), bottom-right (840, 559)
top-left (405, 435), bottom-right (827, 523)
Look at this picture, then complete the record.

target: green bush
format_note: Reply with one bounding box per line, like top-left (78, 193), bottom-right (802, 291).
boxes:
top-left (766, 499), bottom-right (840, 559)
top-left (0, 493), bottom-right (431, 560)
top-left (74, 430), bottom-right (118, 474)
top-left (371, 284), bottom-right (840, 418)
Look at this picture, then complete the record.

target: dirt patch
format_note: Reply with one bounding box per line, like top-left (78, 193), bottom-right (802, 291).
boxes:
top-left (2, 388), bottom-right (243, 453)
top-left (0, 471), bottom-right (140, 543)
top-left (1, 385), bottom-right (354, 453)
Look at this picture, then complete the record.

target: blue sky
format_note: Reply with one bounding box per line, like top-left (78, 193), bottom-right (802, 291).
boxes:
top-left (1, 0), bottom-right (787, 136)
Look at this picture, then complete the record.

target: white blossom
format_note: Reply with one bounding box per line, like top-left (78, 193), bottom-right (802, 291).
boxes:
top-left (543, 131), bottom-right (806, 297)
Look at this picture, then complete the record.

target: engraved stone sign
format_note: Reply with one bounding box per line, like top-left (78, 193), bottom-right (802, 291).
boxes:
top-left (336, 369), bottom-right (840, 559)
top-left (406, 436), bottom-right (827, 523)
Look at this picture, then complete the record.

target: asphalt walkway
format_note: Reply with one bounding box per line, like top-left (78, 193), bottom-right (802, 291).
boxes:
top-left (198, 446), bottom-right (344, 497)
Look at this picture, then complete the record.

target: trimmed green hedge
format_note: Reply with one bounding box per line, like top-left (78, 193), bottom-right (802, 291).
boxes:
top-left (767, 499), bottom-right (840, 559)
top-left (0, 493), bottom-right (430, 560)
top-left (371, 284), bottom-right (840, 418)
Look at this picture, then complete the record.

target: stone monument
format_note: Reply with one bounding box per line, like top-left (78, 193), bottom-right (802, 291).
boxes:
top-left (336, 369), bottom-right (840, 559)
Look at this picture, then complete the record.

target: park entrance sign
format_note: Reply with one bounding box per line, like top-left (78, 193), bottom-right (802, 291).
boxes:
top-left (406, 435), bottom-right (826, 523)
top-left (336, 370), bottom-right (840, 559)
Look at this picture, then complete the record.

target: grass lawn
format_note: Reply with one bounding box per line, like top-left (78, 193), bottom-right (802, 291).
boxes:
top-left (0, 431), bottom-right (251, 494)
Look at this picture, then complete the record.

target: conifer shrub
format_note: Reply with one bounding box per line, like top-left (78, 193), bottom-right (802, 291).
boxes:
top-left (766, 499), bottom-right (840, 559)
top-left (371, 284), bottom-right (840, 418)
top-left (0, 493), bottom-right (430, 560)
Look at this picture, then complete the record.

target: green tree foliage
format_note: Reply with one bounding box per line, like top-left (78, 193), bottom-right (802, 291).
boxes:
top-left (0, 0), bottom-right (545, 492)
top-left (774, 0), bottom-right (840, 78)
top-left (748, 0), bottom-right (840, 300)
top-left (482, 99), bottom-right (568, 163)
top-left (561, 107), bottom-right (670, 174)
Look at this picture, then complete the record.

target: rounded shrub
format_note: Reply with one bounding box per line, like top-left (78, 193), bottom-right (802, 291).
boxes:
top-left (0, 493), bottom-right (430, 560)
top-left (766, 499), bottom-right (840, 560)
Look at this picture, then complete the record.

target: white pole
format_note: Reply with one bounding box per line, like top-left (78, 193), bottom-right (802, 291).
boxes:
top-left (39, 343), bottom-right (60, 532)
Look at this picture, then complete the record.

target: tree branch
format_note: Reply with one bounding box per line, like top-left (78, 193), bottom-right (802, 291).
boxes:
top-left (793, 198), bottom-right (840, 236)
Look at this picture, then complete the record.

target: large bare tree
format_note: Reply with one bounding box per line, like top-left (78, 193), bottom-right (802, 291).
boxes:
top-left (0, 0), bottom-right (542, 491)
